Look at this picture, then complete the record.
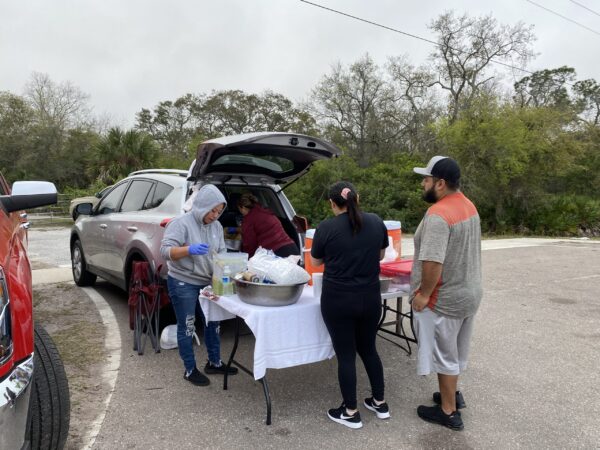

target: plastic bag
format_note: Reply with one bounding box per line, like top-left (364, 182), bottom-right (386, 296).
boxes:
top-left (248, 247), bottom-right (310, 285)
top-left (381, 236), bottom-right (397, 262)
top-left (160, 325), bottom-right (178, 350)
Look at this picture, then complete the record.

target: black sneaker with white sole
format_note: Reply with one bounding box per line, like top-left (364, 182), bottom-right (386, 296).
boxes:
top-left (432, 390), bottom-right (466, 409)
top-left (417, 404), bottom-right (464, 430)
top-left (204, 360), bottom-right (239, 375)
top-left (364, 397), bottom-right (390, 419)
top-left (327, 404), bottom-right (363, 429)
top-left (184, 368), bottom-right (210, 386)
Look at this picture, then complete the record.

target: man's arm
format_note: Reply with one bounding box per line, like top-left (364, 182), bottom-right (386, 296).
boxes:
top-left (311, 255), bottom-right (323, 267)
top-left (412, 260), bottom-right (442, 312)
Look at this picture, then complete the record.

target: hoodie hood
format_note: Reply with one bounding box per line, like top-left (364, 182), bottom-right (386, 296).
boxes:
top-left (191, 184), bottom-right (226, 224)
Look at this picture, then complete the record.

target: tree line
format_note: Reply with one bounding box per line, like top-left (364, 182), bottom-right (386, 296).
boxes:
top-left (1, 11), bottom-right (599, 235)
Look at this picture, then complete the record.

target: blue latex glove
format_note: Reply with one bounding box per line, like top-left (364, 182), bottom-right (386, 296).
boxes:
top-left (189, 243), bottom-right (209, 255)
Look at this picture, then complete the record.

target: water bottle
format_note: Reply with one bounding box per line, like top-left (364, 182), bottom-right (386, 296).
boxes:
top-left (222, 265), bottom-right (233, 296)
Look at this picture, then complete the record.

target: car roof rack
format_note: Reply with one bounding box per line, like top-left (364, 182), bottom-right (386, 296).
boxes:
top-left (128, 169), bottom-right (188, 177)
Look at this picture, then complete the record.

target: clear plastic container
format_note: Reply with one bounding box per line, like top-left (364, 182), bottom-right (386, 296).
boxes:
top-left (212, 252), bottom-right (248, 295)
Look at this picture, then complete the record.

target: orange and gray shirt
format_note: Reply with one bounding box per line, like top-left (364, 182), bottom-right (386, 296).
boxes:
top-left (410, 191), bottom-right (482, 319)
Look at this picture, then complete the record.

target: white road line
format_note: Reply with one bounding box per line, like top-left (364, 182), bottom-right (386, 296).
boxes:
top-left (554, 274), bottom-right (600, 282)
top-left (80, 287), bottom-right (122, 450)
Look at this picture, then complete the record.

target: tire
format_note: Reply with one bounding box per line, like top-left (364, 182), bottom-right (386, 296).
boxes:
top-left (71, 239), bottom-right (96, 286)
top-left (27, 324), bottom-right (71, 450)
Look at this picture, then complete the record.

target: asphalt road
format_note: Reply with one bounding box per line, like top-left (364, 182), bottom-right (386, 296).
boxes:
top-left (28, 227), bottom-right (600, 449)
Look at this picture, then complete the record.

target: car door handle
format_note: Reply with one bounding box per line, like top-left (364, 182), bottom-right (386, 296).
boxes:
top-left (127, 226), bottom-right (138, 232)
top-left (99, 224), bottom-right (108, 229)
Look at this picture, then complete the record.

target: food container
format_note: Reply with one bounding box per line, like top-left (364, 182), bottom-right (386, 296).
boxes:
top-left (225, 239), bottom-right (242, 251)
top-left (212, 252), bottom-right (248, 295)
top-left (380, 259), bottom-right (413, 288)
top-left (379, 276), bottom-right (392, 293)
top-left (234, 279), bottom-right (306, 306)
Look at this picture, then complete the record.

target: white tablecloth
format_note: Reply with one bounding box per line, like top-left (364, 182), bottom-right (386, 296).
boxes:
top-left (199, 286), bottom-right (335, 380)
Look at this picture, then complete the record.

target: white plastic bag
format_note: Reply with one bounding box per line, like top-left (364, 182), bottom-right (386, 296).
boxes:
top-left (160, 324), bottom-right (200, 349)
top-left (248, 247), bottom-right (310, 285)
top-left (160, 325), bottom-right (178, 350)
top-left (381, 236), bottom-right (397, 262)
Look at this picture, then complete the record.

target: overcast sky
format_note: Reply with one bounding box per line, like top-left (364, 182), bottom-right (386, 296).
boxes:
top-left (2, 0), bottom-right (599, 127)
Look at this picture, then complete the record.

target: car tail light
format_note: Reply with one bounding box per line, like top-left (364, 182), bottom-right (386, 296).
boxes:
top-left (0, 268), bottom-right (13, 364)
top-left (160, 218), bottom-right (173, 228)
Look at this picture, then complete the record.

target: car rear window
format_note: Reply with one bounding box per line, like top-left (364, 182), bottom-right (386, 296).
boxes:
top-left (212, 153), bottom-right (294, 174)
top-left (144, 181), bottom-right (173, 210)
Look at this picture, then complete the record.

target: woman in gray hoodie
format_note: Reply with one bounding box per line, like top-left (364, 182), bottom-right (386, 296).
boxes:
top-left (160, 184), bottom-right (238, 386)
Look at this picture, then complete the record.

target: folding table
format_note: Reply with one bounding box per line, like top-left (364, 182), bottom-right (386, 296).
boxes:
top-left (199, 286), bottom-right (334, 425)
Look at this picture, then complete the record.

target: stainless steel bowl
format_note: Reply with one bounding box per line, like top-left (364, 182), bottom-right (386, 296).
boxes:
top-left (234, 279), bottom-right (306, 307)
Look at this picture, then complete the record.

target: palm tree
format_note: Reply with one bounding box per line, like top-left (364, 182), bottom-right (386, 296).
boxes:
top-left (93, 127), bottom-right (159, 183)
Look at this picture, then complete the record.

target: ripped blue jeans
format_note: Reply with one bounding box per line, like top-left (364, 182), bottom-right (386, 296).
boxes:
top-left (167, 276), bottom-right (221, 373)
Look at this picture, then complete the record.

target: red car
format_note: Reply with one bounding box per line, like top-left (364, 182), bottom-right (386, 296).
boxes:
top-left (0, 173), bottom-right (70, 449)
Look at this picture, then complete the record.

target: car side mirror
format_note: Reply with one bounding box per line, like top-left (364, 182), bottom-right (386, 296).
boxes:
top-left (0, 181), bottom-right (57, 213)
top-left (75, 203), bottom-right (93, 216)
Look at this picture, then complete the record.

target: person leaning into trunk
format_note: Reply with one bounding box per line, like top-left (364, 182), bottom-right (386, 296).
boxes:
top-left (160, 184), bottom-right (238, 387)
top-left (237, 192), bottom-right (300, 257)
top-left (310, 181), bottom-right (390, 429)
top-left (410, 156), bottom-right (483, 430)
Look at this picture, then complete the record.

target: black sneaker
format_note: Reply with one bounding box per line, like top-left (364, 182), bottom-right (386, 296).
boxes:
top-left (417, 405), bottom-right (464, 430)
top-left (204, 361), bottom-right (238, 375)
top-left (433, 390), bottom-right (466, 409)
top-left (364, 397), bottom-right (390, 419)
top-left (183, 368), bottom-right (210, 386)
top-left (327, 404), bottom-right (363, 429)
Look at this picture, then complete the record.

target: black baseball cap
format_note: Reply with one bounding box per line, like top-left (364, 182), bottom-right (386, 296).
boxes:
top-left (413, 156), bottom-right (461, 184)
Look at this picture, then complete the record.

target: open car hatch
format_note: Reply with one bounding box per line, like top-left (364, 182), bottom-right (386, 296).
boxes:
top-left (189, 132), bottom-right (341, 185)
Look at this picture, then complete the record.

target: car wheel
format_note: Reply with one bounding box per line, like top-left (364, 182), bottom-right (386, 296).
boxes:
top-left (27, 324), bottom-right (71, 450)
top-left (71, 240), bottom-right (97, 286)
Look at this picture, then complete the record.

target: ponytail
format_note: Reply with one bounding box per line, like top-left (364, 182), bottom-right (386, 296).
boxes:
top-left (328, 181), bottom-right (362, 235)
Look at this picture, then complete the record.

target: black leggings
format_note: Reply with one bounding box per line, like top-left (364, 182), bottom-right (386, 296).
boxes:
top-left (321, 286), bottom-right (384, 409)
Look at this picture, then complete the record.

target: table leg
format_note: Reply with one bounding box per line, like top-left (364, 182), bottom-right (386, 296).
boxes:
top-left (260, 377), bottom-right (272, 425)
top-left (224, 316), bottom-right (242, 391)
top-left (223, 316), bottom-right (273, 425)
top-left (378, 298), bottom-right (388, 329)
top-left (378, 294), bottom-right (417, 354)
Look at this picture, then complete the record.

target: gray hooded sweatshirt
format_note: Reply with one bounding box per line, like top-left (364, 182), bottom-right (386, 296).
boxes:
top-left (160, 184), bottom-right (226, 285)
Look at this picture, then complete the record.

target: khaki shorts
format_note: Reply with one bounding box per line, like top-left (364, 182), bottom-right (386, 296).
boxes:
top-left (413, 308), bottom-right (475, 376)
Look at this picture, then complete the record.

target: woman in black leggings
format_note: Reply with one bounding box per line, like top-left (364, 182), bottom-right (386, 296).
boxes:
top-left (310, 181), bottom-right (390, 429)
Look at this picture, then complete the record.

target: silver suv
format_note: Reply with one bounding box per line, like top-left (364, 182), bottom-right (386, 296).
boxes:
top-left (70, 132), bottom-right (340, 290)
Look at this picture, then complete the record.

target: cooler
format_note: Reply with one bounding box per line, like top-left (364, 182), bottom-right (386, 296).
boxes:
top-left (384, 220), bottom-right (402, 260)
top-left (303, 228), bottom-right (323, 286)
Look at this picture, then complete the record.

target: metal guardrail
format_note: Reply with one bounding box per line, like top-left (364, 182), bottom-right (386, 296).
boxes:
top-left (26, 194), bottom-right (71, 222)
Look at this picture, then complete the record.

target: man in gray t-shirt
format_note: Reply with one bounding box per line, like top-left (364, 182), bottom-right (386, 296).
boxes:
top-left (410, 156), bottom-right (482, 431)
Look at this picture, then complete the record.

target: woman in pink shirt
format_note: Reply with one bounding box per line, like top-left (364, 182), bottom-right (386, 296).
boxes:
top-left (237, 193), bottom-right (300, 258)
